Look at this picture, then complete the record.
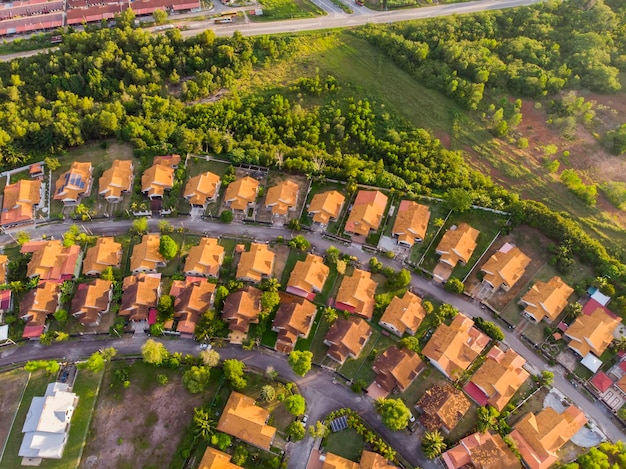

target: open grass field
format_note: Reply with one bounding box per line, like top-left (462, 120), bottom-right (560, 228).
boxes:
top-left (0, 369), bottom-right (30, 461)
top-left (253, 0), bottom-right (324, 21)
top-left (324, 428), bottom-right (363, 462)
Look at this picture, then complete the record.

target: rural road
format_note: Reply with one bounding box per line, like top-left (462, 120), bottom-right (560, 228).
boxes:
top-left (1, 215), bottom-right (625, 446)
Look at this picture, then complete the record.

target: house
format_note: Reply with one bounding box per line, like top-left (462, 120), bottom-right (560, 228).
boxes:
top-left (416, 384), bottom-right (471, 435)
top-left (1, 179), bottom-right (41, 228)
top-left (0, 290), bottom-right (13, 314)
top-left (422, 314), bottom-right (490, 380)
top-left (379, 291), bottom-right (426, 337)
top-left (265, 180), bottom-right (299, 216)
top-left (98, 160), bottom-right (134, 202)
top-left (118, 273), bottom-right (161, 322)
top-left (465, 346), bottom-right (529, 411)
top-left (371, 346), bottom-right (424, 395)
top-left (18, 382), bottom-right (78, 460)
top-left (130, 234), bottom-right (166, 273)
top-left (520, 276), bottom-right (574, 323)
top-left (324, 317), bottom-right (372, 365)
top-left (509, 405), bottom-right (587, 469)
top-left (24, 240), bottom-right (81, 280)
top-left (222, 286), bottom-right (263, 342)
top-left (442, 431), bottom-right (520, 469)
top-left (391, 201), bottom-right (430, 247)
top-left (153, 154), bottom-right (181, 169)
top-left (20, 281), bottom-right (62, 339)
top-left (236, 243), bottom-right (275, 283)
top-left (184, 237), bottom-right (225, 278)
top-left (141, 160), bottom-right (175, 199)
top-left (183, 171), bottom-right (221, 207)
top-left (434, 223), bottom-right (479, 282)
top-left (169, 277), bottom-right (216, 336)
top-left (344, 190), bottom-right (388, 236)
top-left (224, 176), bottom-right (259, 212)
top-left (70, 279), bottom-right (113, 327)
top-left (29, 163), bottom-right (44, 179)
top-left (480, 244), bottom-right (531, 292)
top-left (272, 296), bottom-right (317, 354)
top-left (82, 237), bottom-right (122, 276)
top-left (0, 253), bottom-right (8, 284)
top-left (322, 451), bottom-right (396, 469)
top-left (198, 447), bottom-right (243, 469)
top-left (334, 269), bottom-right (377, 320)
top-left (286, 254), bottom-right (329, 300)
top-left (564, 307), bottom-right (622, 359)
top-left (216, 391), bottom-right (277, 450)
top-left (53, 161), bottom-right (92, 205)
top-left (308, 190), bottom-right (345, 226)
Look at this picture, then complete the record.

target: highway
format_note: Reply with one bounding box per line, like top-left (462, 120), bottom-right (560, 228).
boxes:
top-left (0, 215), bottom-right (624, 444)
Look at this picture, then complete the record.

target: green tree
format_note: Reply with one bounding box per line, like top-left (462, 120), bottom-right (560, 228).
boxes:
top-left (16, 231), bottom-right (30, 245)
top-left (220, 210), bottom-right (233, 223)
top-left (159, 235), bottom-right (178, 260)
top-left (283, 394), bottom-right (306, 416)
top-left (538, 370), bottom-right (554, 387)
top-left (375, 398), bottom-right (410, 431)
top-left (444, 278), bottom-right (465, 294)
top-left (288, 350), bottom-right (313, 377)
top-left (152, 8), bottom-right (167, 24)
top-left (323, 306), bottom-right (338, 324)
top-left (223, 359), bottom-right (247, 390)
top-left (157, 294), bottom-right (174, 321)
top-left (101, 266), bottom-right (116, 281)
top-left (210, 432), bottom-right (232, 451)
top-left (308, 421), bottom-right (328, 439)
top-left (141, 339), bottom-right (169, 366)
top-left (130, 217), bottom-right (149, 235)
top-left (232, 446), bottom-right (248, 466)
top-left (158, 220), bottom-right (174, 233)
top-left (369, 257), bottom-right (383, 273)
top-left (157, 374), bottom-right (169, 385)
top-left (399, 336), bottom-right (420, 353)
top-left (44, 156), bottom-right (61, 171)
top-left (200, 349), bottom-right (220, 367)
top-left (24, 360), bottom-right (60, 374)
top-left (266, 366), bottom-right (278, 381)
top-left (444, 188), bottom-right (473, 212)
top-left (325, 246), bottom-right (340, 265)
top-left (81, 348), bottom-right (117, 372)
top-left (260, 385), bottom-right (276, 401)
top-left (183, 366), bottom-right (212, 394)
top-left (53, 309), bottom-right (68, 323)
top-left (288, 235), bottom-right (311, 251)
top-left (193, 407), bottom-right (216, 441)
top-left (286, 421), bottom-right (306, 441)
top-left (422, 430), bottom-right (446, 459)
top-left (261, 290), bottom-right (280, 313)
top-left (477, 406), bottom-right (501, 433)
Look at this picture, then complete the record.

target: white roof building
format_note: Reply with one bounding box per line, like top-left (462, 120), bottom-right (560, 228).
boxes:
top-left (19, 382), bottom-right (78, 460)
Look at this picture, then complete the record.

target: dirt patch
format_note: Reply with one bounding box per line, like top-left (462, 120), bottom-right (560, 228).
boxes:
top-left (79, 364), bottom-right (205, 469)
top-left (272, 244), bottom-right (291, 280)
top-left (0, 370), bottom-right (29, 451)
top-left (255, 172), bottom-right (310, 225)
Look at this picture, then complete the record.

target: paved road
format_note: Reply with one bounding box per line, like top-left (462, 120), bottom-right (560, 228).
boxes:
top-left (2, 215), bottom-right (625, 444)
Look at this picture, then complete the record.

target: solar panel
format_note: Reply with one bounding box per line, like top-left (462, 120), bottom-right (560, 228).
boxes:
top-left (329, 416), bottom-right (348, 433)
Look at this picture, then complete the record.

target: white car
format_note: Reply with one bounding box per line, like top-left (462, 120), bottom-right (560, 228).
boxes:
top-left (409, 413), bottom-right (416, 423)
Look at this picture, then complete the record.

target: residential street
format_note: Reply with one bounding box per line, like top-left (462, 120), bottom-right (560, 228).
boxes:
top-left (0, 215), bottom-right (624, 451)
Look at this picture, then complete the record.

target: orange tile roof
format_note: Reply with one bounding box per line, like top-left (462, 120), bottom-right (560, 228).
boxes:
top-left (308, 190), bottom-right (345, 225)
top-left (265, 180), bottom-right (299, 215)
top-left (615, 375), bottom-right (626, 393)
top-left (236, 243), bottom-right (275, 283)
top-left (26, 240), bottom-right (81, 280)
top-left (98, 160), bottom-right (134, 200)
top-left (82, 237), bottom-right (122, 275)
top-left (217, 391), bottom-right (277, 450)
top-left (481, 244), bottom-right (531, 291)
top-left (470, 346), bottom-right (529, 411)
top-left (119, 273), bottom-right (161, 321)
top-left (436, 223), bottom-right (480, 267)
top-left (222, 286), bottom-right (263, 333)
top-left (323, 451), bottom-right (395, 469)
top-left (379, 291), bottom-right (426, 336)
top-left (0, 254), bottom-right (8, 284)
top-left (1, 179), bottom-right (41, 226)
top-left (272, 296), bottom-right (317, 354)
top-left (141, 163), bottom-right (174, 198)
top-left (53, 161), bottom-right (92, 203)
top-left (198, 447), bottom-right (242, 469)
top-left (323, 453), bottom-right (360, 469)
top-left (510, 406), bottom-right (587, 469)
top-left (19, 281), bottom-right (61, 327)
top-left (565, 308), bottom-right (622, 357)
top-left (520, 276), bottom-right (574, 323)
top-left (173, 280), bottom-right (216, 335)
top-left (372, 346), bottom-right (424, 394)
top-left (224, 176), bottom-right (259, 211)
top-left (335, 269), bottom-right (377, 319)
top-left (345, 190), bottom-right (388, 236)
top-left (70, 279), bottom-right (112, 326)
top-left (422, 314), bottom-right (490, 380)
top-left (392, 201), bottom-right (430, 247)
top-left (153, 154), bottom-right (181, 168)
top-left (286, 254), bottom-right (329, 297)
top-left (184, 238), bottom-right (225, 278)
top-left (442, 431), bottom-right (520, 469)
top-left (324, 317), bottom-right (373, 364)
top-left (417, 384), bottom-right (471, 434)
top-left (184, 172), bottom-right (221, 206)
top-left (130, 234), bottom-right (166, 273)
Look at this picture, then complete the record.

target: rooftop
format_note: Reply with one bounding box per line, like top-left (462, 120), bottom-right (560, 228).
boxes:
top-left (184, 171), bottom-right (221, 206)
top-left (417, 384), bottom-right (470, 433)
top-left (436, 223), bottom-right (480, 267)
top-left (324, 316), bottom-right (373, 364)
top-left (1, 179), bottom-right (41, 226)
top-left (308, 190), bottom-right (345, 225)
top-left (565, 307), bottom-right (622, 357)
top-left (216, 391), bottom-right (277, 450)
top-left (184, 237), bottom-right (225, 278)
top-left (236, 243), bottom-right (275, 283)
top-left (265, 179), bottom-right (299, 215)
top-left (98, 159), bottom-right (134, 200)
top-left (391, 200), bottom-right (431, 246)
top-left (141, 162), bottom-right (174, 198)
top-left (25, 240), bottom-right (81, 280)
top-left (521, 276), bottom-right (574, 323)
top-left (379, 291), bottom-right (426, 336)
top-left (286, 254), bottom-right (329, 298)
top-left (82, 237), bottom-right (122, 275)
top-left (442, 431), bottom-right (520, 469)
top-left (372, 346), bottom-right (424, 394)
top-left (130, 234), bottom-right (165, 273)
top-left (335, 269), bottom-right (377, 319)
top-left (481, 244), bottom-right (531, 290)
top-left (345, 190), bottom-right (388, 236)
top-left (53, 161), bottom-right (92, 202)
top-left (224, 176), bottom-right (259, 211)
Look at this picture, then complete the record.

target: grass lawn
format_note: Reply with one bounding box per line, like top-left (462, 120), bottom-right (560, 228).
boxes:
top-left (185, 157), bottom-right (230, 179)
top-left (279, 249), bottom-right (308, 287)
top-left (324, 428), bottom-right (363, 462)
top-left (314, 263), bottom-right (340, 306)
top-left (573, 363), bottom-right (594, 381)
top-left (294, 307), bottom-right (322, 352)
top-left (1, 370), bottom-right (51, 467)
top-left (307, 316), bottom-right (333, 363)
top-left (447, 403), bottom-right (477, 443)
top-left (409, 201), bottom-right (451, 265)
top-left (0, 369), bottom-right (30, 459)
top-left (338, 329), bottom-right (396, 382)
top-left (253, 0), bottom-right (324, 21)
top-left (507, 386), bottom-right (549, 427)
top-left (399, 365), bottom-right (448, 409)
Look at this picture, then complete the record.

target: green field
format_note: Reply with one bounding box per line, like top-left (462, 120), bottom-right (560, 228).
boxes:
top-left (254, 0), bottom-right (325, 20)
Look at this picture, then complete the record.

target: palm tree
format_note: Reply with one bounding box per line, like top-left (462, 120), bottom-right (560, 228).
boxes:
top-left (422, 430), bottom-right (446, 459)
top-left (193, 407), bottom-right (216, 442)
top-left (260, 385), bottom-right (276, 402)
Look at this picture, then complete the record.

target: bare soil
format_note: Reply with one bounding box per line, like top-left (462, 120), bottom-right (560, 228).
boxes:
top-left (0, 370), bottom-right (29, 452)
top-left (79, 365), bottom-right (205, 469)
